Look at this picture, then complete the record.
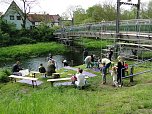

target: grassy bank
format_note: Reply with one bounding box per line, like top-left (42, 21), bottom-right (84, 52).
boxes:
top-left (0, 42), bottom-right (69, 61)
top-left (74, 37), bottom-right (113, 49)
top-left (0, 62), bottom-right (152, 113)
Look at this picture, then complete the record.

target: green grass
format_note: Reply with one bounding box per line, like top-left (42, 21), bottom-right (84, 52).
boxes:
top-left (0, 42), bottom-right (69, 61)
top-left (74, 37), bottom-right (113, 49)
top-left (0, 61), bottom-right (152, 114)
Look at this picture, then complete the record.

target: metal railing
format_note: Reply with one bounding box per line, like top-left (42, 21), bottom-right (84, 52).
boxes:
top-left (120, 58), bottom-right (152, 85)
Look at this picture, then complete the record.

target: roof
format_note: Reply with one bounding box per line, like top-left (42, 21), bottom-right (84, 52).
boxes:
top-left (3, 1), bottom-right (60, 23)
top-left (3, 1), bottom-right (23, 17)
top-left (52, 15), bottom-right (60, 22)
top-left (28, 14), bottom-right (60, 23)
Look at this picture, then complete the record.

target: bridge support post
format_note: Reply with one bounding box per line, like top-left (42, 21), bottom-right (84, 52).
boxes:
top-left (130, 66), bottom-right (134, 82)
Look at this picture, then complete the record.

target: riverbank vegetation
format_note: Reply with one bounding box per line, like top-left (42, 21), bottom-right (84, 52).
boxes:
top-left (0, 19), bottom-right (60, 47)
top-left (0, 62), bottom-right (152, 113)
top-left (74, 37), bottom-right (113, 49)
top-left (0, 42), bottom-right (69, 61)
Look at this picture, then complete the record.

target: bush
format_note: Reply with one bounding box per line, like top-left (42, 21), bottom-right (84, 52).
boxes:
top-left (0, 69), bottom-right (11, 83)
top-left (17, 37), bottom-right (36, 44)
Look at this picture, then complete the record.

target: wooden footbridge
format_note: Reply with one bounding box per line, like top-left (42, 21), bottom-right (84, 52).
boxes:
top-left (54, 19), bottom-right (152, 59)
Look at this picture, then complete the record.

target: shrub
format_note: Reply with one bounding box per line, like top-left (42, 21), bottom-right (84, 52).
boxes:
top-left (0, 69), bottom-right (11, 83)
top-left (17, 37), bottom-right (36, 44)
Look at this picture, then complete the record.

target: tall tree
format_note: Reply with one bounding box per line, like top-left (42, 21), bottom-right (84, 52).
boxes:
top-left (73, 7), bottom-right (86, 24)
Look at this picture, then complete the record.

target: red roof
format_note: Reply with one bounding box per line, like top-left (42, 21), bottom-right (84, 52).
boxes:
top-left (28, 14), bottom-right (60, 23)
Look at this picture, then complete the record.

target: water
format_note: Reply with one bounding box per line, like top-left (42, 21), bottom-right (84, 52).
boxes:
top-left (1, 47), bottom-right (102, 71)
top-left (1, 48), bottom-right (84, 71)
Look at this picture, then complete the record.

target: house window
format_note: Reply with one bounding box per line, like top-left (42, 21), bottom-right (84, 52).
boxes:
top-left (17, 16), bottom-right (21, 20)
top-left (10, 15), bottom-right (14, 20)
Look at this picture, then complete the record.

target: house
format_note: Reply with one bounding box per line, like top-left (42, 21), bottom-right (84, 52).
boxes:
top-left (2, 1), bottom-right (60, 29)
top-left (28, 14), bottom-right (60, 27)
top-left (2, 1), bottom-right (32, 29)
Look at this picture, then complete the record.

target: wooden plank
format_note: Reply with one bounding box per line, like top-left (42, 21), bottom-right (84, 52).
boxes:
top-left (9, 75), bottom-right (38, 88)
top-left (9, 75), bottom-right (38, 80)
top-left (47, 78), bottom-right (71, 82)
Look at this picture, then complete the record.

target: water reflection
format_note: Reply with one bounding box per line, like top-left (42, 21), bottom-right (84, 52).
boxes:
top-left (1, 47), bottom-right (101, 71)
top-left (1, 50), bottom-right (83, 71)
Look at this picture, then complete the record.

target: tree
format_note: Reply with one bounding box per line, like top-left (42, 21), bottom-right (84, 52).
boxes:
top-left (86, 2), bottom-right (116, 22)
top-left (73, 7), bottom-right (87, 24)
top-left (61, 5), bottom-right (82, 25)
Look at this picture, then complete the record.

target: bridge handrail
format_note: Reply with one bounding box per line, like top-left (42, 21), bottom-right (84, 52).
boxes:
top-left (122, 70), bottom-right (152, 79)
top-left (130, 58), bottom-right (152, 67)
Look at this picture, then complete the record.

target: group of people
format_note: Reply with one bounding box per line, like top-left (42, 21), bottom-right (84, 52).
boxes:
top-left (12, 53), bottom-right (66, 78)
top-left (83, 48), bottom-right (113, 69)
top-left (11, 49), bottom-right (129, 89)
top-left (83, 48), bottom-right (129, 87)
top-left (101, 56), bottom-right (128, 87)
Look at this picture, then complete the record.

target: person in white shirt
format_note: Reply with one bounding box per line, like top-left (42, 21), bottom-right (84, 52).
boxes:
top-left (101, 58), bottom-right (111, 73)
top-left (84, 56), bottom-right (91, 68)
top-left (75, 69), bottom-right (86, 89)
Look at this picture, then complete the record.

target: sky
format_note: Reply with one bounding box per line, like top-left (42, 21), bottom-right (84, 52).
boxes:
top-left (0, 0), bottom-right (150, 16)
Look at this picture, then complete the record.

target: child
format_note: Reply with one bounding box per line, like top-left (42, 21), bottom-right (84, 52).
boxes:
top-left (124, 61), bottom-right (129, 76)
top-left (111, 66), bottom-right (118, 87)
top-left (71, 68), bottom-right (80, 84)
top-left (100, 63), bottom-right (106, 84)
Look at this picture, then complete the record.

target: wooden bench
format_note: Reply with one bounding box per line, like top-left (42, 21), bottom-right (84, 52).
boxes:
top-left (47, 76), bottom-right (89, 86)
top-left (9, 75), bottom-right (38, 88)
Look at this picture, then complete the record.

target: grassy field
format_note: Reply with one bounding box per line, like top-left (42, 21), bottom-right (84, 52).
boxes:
top-left (0, 38), bottom-right (151, 113)
top-left (0, 62), bottom-right (152, 114)
top-left (0, 42), bottom-right (69, 61)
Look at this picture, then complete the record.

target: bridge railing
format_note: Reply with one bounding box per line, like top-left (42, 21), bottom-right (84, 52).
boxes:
top-left (55, 19), bottom-right (152, 35)
top-left (121, 58), bottom-right (152, 85)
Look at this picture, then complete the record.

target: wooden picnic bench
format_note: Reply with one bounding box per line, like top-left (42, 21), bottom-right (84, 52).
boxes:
top-left (47, 77), bottom-right (71, 86)
top-left (47, 76), bottom-right (89, 86)
top-left (9, 75), bottom-right (38, 88)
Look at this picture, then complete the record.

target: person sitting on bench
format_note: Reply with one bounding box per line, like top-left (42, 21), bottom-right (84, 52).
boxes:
top-left (75, 69), bottom-right (86, 89)
top-left (39, 63), bottom-right (46, 77)
top-left (12, 61), bottom-right (23, 76)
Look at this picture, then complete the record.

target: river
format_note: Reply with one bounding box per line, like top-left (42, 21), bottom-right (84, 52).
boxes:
top-left (1, 47), bottom-right (101, 71)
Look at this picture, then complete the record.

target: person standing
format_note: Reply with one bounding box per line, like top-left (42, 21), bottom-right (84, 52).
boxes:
top-left (117, 56), bottom-right (125, 86)
top-left (101, 58), bottom-right (111, 73)
top-left (84, 55), bottom-right (92, 68)
top-left (83, 48), bottom-right (88, 61)
top-left (108, 48), bottom-right (113, 61)
top-left (111, 66), bottom-right (118, 87)
top-left (100, 63), bottom-right (106, 84)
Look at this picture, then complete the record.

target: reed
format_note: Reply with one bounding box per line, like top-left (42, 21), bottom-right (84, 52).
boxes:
top-left (0, 42), bottom-right (69, 61)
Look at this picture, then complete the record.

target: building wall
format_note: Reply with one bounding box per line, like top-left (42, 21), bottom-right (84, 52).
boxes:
top-left (3, 8), bottom-right (32, 29)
